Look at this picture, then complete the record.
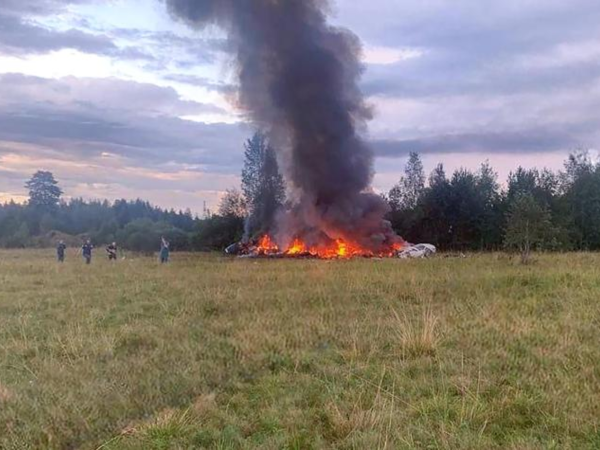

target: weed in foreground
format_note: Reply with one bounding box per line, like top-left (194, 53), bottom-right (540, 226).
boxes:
top-left (392, 305), bottom-right (440, 358)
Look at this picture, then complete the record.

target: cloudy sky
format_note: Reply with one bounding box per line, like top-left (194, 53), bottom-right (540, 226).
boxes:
top-left (1, 0), bottom-right (598, 212)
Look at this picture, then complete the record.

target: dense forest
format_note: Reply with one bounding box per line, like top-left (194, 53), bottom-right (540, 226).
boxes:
top-left (2, 132), bottom-right (600, 253)
top-left (216, 141), bottom-right (600, 255)
top-left (0, 132), bottom-right (283, 252)
top-left (382, 150), bottom-right (598, 253)
top-left (0, 183), bottom-right (197, 252)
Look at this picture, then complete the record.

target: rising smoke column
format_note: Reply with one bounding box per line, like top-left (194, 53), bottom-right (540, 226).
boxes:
top-left (166, 0), bottom-right (401, 251)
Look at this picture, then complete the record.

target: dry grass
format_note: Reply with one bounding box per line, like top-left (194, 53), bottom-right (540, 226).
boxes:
top-left (0, 382), bottom-right (14, 402)
top-left (0, 250), bottom-right (599, 449)
top-left (393, 305), bottom-right (440, 357)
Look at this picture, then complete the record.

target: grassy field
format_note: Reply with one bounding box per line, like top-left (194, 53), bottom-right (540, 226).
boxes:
top-left (0, 250), bottom-right (599, 449)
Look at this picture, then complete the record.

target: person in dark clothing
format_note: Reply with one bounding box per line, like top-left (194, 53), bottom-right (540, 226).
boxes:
top-left (82, 240), bottom-right (93, 264)
top-left (160, 237), bottom-right (170, 264)
top-left (106, 242), bottom-right (118, 261)
top-left (56, 241), bottom-right (67, 263)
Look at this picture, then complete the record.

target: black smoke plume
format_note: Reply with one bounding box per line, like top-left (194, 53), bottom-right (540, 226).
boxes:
top-left (165, 0), bottom-right (402, 251)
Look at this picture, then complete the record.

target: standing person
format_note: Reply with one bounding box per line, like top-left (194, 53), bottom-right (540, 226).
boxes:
top-left (106, 242), bottom-right (118, 261)
top-left (82, 240), bottom-right (93, 265)
top-left (160, 237), bottom-right (170, 264)
top-left (56, 240), bottom-right (67, 263)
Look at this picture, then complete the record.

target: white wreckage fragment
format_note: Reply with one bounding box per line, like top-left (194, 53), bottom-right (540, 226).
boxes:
top-left (397, 243), bottom-right (437, 259)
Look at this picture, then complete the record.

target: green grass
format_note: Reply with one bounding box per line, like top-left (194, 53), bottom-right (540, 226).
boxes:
top-left (1, 250), bottom-right (600, 449)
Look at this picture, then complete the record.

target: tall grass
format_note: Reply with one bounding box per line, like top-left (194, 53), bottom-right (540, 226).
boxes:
top-left (0, 250), bottom-right (599, 448)
top-left (392, 304), bottom-right (439, 357)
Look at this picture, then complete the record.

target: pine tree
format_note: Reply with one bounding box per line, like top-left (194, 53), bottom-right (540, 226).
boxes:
top-left (477, 161), bottom-right (503, 249)
top-left (25, 171), bottom-right (62, 209)
top-left (388, 152), bottom-right (425, 211)
top-left (402, 152), bottom-right (425, 210)
top-left (428, 163), bottom-right (447, 187)
top-left (241, 133), bottom-right (267, 208)
top-left (241, 132), bottom-right (285, 236)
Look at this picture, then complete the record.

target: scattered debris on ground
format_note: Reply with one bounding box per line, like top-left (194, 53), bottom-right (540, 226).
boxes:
top-left (396, 243), bottom-right (437, 259)
top-left (225, 238), bottom-right (439, 260)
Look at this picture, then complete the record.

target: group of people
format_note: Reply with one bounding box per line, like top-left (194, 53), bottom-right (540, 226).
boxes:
top-left (56, 237), bottom-right (171, 264)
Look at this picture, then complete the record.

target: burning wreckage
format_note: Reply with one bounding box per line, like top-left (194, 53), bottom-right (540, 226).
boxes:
top-left (226, 235), bottom-right (403, 259)
top-left (167, 0), bottom-right (435, 259)
top-left (226, 237), bottom-right (436, 260)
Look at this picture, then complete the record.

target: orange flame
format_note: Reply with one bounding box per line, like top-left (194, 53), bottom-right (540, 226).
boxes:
top-left (286, 238), bottom-right (306, 255)
top-left (255, 235), bottom-right (404, 259)
top-left (336, 240), bottom-right (347, 257)
top-left (257, 235), bottom-right (279, 254)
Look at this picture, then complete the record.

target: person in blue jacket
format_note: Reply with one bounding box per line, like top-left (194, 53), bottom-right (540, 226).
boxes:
top-left (82, 240), bottom-right (93, 265)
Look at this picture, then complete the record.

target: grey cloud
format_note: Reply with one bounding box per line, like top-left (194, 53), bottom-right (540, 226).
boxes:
top-left (372, 130), bottom-right (583, 158)
top-left (0, 109), bottom-right (246, 170)
top-left (0, 73), bottom-right (224, 117)
top-left (164, 74), bottom-right (235, 93)
top-left (333, 0), bottom-right (600, 100)
top-left (330, 0), bottom-right (600, 158)
top-left (1, 0), bottom-right (96, 17)
top-left (338, 0), bottom-right (600, 53)
top-left (0, 169), bottom-right (26, 182)
top-left (113, 29), bottom-right (227, 65)
top-left (362, 56), bottom-right (600, 98)
top-left (0, 13), bottom-right (157, 61)
top-left (2, 0), bottom-right (599, 169)
top-left (0, 1), bottom-right (154, 60)
top-left (113, 46), bottom-right (157, 61)
top-left (111, 28), bottom-right (228, 51)
top-left (0, 1), bottom-right (225, 66)
top-left (0, 74), bottom-right (247, 172)
top-left (0, 13), bottom-right (117, 55)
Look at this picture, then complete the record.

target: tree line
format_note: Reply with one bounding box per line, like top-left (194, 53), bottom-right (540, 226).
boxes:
top-left (215, 136), bottom-right (600, 257)
top-left (0, 134), bottom-right (285, 252)
top-left (2, 134), bottom-right (600, 255)
top-left (0, 171), bottom-right (197, 252)
top-left (383, 151), bottom-right (600, 256)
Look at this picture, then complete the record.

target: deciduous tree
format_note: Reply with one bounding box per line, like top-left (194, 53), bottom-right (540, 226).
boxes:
top-left (504, 194), bottom-right (552, 264)
top-left (218, 189), bottom-right (247, 218)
